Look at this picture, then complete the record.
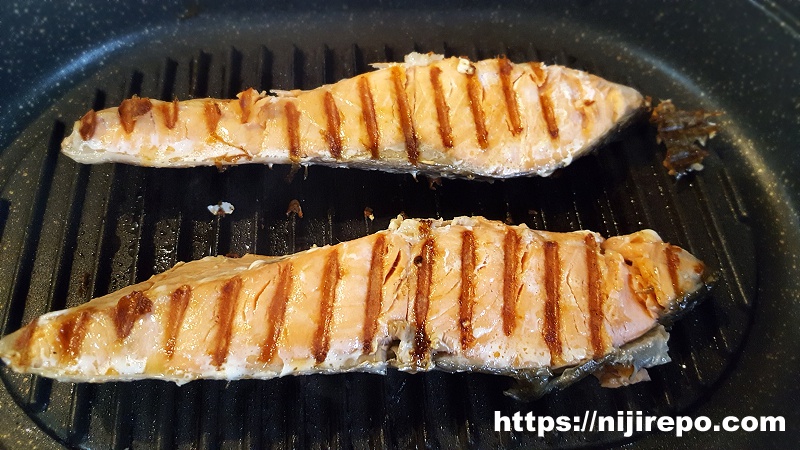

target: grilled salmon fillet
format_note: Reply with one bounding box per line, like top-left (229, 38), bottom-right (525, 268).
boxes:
top-left (61, 52), bottom-right (644, 178)
top-left (0, 217), bottom-right (710, 394)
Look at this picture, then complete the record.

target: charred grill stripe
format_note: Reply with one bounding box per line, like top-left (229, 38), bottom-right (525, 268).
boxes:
top-left (466, 72), bottom-right (489, 149)
top-left (79, 110), bottom-right (97, 140)
top-left (459, 230), bottom-right (476, 350)
top-left (412, 221), bottom-right (434, 366)
top-left (323, 91), bottom-right (343, 159)
top-left (502, 229), bottom-right (522, 336)
top-left (539, 83), bottom-right (560, 139)
top-left (14, 319), bottom-right (37, 367)
top-left (665, 245), bottom-right (682, 297)
top-left (429, 66), bottom-right (454, 148)
top-left (585, 235), bottom-right (605, 357)
top-left (285, 101), bottom-right (301, 163)
top-left (239, 88), bottom-right (256, 123)
top-left (313, 249), bottom-right (341, 364)
top-left (112, 291), bottom-right (153, 340)
top-left (57, 309), bottom-right (94, 363)
top-left (118, 96), bottom-right (152, 134)
top-left (543, 241), bottom-right (562, 363)
top-left (204, 100), bottom-right (222, 135)
top-left (210, 276), bottom-right (243, 368)
top-left (164, 285), bottom-right (192, 359)
top-left (259, 263), bottom-right (293, 364)
top-left (358, 76), bottom-right (380, 159)
top-left (499, 58), bottom-right (523, 136)
top-left (160, 98), bottom-right (179, 130)
top-left (391, 66), bottom-right (419, 165)
top-left (363, 235), bottom-right (388, 354)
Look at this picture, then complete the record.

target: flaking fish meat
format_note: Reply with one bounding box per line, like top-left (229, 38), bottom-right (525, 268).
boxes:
top-left (61, 52), bottom-right (644, 178)
top-left (0, 217), bottom-right (711, 397)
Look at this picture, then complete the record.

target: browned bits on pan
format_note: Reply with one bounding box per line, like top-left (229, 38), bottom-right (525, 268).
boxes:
top-left (429, 66), bottom-right (454, 149)
top-left (164, 285), bottom-right (192, 359)
top-left (204, 101), bottom-right (222, 135)
top-left (286, 199), bottom-right (303, 218)
top-left (465, 70), bottom-right (489, 149)
top-left (57, 309), bottom-right (94, 363)
top-left (159, 98), bottom-right (179, 130)
top-left (210, 276), bottom-right (243, 368)
top-left (111, 290), bottom-right (153, 340)
top-left (358, 76), bottom-right (380, 159)
top-left (458, 230), bottom-right (477, 350)
top-left (323, 91), bottom-right (343, 159)
top-left (650, 99), bottom-right (722, 176)
top-left (118, 96), bottom-right (153, 134)
top-left (502, 229), bottom-right (521, 336)
top-left (78, 110), bottom-right (97, 140)
top-left (539, 88), bottom-right (560, 139)
top-left (543, 241), bottom-right (562, 363)
top-left (284, 101), bottom-right (301, 163)
top-left (363, 235), bottom-right (387, 353)
top-left (259, 263), bottom-right (293, 364)
top-left (390, 66), bottom-right (418, 165)
top-left (313, 249), bottom-right (341, 364)
top-left (665, 245), bottom-right (682, 298)
top-left (584, 235), bottom-right (605, 358)
top-left (412, 221), bottom-right (434, 366)
top-left (238, 88), bottom-right (257, 123)
top-left (498, 58), bottom-right (523, 136)
top-left (13, 319), bottom-right (37, 367)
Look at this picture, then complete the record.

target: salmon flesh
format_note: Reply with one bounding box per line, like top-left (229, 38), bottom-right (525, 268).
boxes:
top-left (61, 52), bottom-right (645, 179)
top-left (0, 217), bottom-right (712, 397)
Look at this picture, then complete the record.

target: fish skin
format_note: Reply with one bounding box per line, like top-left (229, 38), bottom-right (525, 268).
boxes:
top-left (0, 216), bottom-right (709, 387)
top-left (61, 53), bottom-right (644, 179)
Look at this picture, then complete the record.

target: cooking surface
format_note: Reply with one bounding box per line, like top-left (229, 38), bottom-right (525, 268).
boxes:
top-left (1, 2), bottom-right (798, 448)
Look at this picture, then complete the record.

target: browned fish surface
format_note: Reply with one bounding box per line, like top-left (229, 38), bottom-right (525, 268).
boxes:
top-left (0, 217), bottom-right (709, 390)
top-left (61, 53), bottom-right (644, 179)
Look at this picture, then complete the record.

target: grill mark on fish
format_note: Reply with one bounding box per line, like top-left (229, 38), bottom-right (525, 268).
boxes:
top-left (429, 66), bottom-right (453, 149)
top-left (466, 71), bottom-right (489, 149)
top-left (539, 85), bottom-right (560, 139)
top-left (391, 66), bottom-right (418, 165)
top-left (210, 276), bottom-right (243, 368)
top-left (118, 96), bottom-right (152, 134)
top-left (458, 230), bottom-right (476, 350)
top-left (159, 98), bottom-right (179, 130)
top-left (313, 248), bottom-right (341, 364)
top-left (238, 88), bottom-right (256, 123)
top-left (665, 245), bottom-right (682, 297)
top-left (499, 58), bottom-right (523, 136)
top-left (78, 110), bottom-right (97, 140)
top-left (164, 285), bottom-right (192, 359)
top-left (323, 91), bottom-right (343, 159)
top-left (502, 229), bottom-right (521, 336)
top-left (57, 309), bottom-right (93, 363)
top-left (358, 76), bottom-right (380, 159)
top-left (259, 263), bottom-right (293, 364)
top-left (412, 221), bottom-right (434, 366)
top-left (204, 101), bottom-right (222, 135)
top-left (285, 101), bottom-right (301, 163)
top-left (14, 319), bottom-right (37, 367)
top-left (111, 290), bottom-right (153, 340)
top-left (363, 235), bottom-right (387, 354)
top-left (384, 250), bottom-right (402, 283)
top-left (543, 241), bottom-right (562, 363)
top-left (585, 235), bottom-right (605, 357)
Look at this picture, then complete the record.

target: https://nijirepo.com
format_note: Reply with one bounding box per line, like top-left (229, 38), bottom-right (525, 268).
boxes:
top-left (495, 410), bottom-right (785, 437)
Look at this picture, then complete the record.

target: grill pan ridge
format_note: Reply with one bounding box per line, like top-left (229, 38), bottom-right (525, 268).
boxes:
top-left (1, 3), bottom-right (797, 449)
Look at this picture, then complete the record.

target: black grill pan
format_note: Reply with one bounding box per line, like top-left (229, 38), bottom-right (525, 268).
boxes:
top-left (0, 1), bottom-right (797, 448)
